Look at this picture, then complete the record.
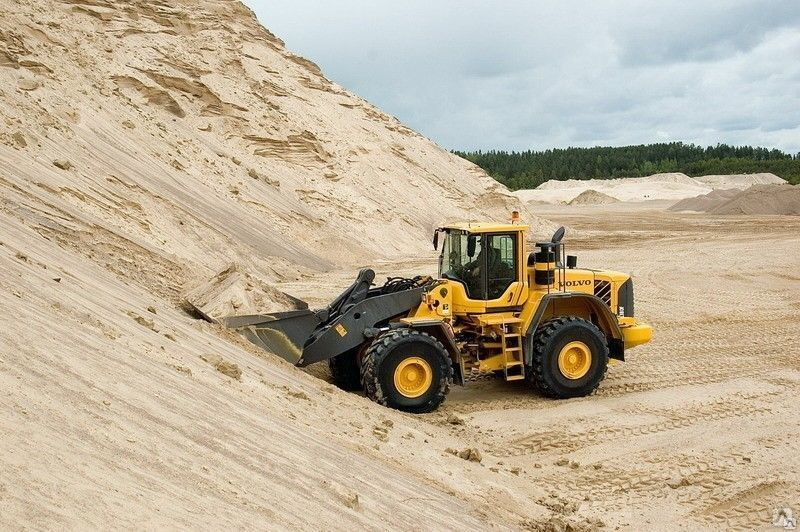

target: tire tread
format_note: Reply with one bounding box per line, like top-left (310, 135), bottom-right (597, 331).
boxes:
top-left (528, 316), bottom-right (609, 398)
top-left (361, 328), bottom-right (452, 413)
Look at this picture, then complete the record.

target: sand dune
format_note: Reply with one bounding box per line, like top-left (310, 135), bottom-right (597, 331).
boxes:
top-left (514, 173), bottom-right (710, 203)
top-left (693, 172), bottom-right (786, 190)
top-left (0, 0), bottom-right (547, 289)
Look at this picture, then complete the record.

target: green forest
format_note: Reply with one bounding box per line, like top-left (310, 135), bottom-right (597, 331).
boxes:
top-left (455, 143), bottom-right (800, 190)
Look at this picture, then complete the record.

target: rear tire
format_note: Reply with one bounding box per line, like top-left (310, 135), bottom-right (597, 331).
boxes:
top-left (528, 316), bottom-right (608, 398)
top-left (361, 328), bottom-right (452, 413)
top-left (328, 347), bottom-right (363, 391)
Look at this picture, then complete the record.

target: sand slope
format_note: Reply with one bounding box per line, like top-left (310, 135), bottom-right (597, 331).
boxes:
top-left (0, 0), bottom-right (556, 529)
top-left (1, 220), bottom-right (502, 529)
top-left (709, 184), bottom-right (800, 215)
top-left (668, 188), bottom-right (742, 212)
top-left (0, 0), bottom-right (545, 288)
top-left (669, 184), bottom-right (800, 215)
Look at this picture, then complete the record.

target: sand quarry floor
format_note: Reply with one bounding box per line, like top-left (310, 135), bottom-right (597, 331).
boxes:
top-left (3, 200), bottom-right (799, 530)
top-left (278, 203), bottom-right (800, 530)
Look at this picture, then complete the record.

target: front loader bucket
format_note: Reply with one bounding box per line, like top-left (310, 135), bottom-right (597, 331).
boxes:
top-left (189, 266), bottom-right (429, 368)
top-left (183, 264), bottom-right (318, 364)
top-left (221, 311), bottom-right (321, 365)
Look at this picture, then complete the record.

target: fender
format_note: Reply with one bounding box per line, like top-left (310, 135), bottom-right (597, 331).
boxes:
top-left (524, 292), bottom-right (625, 362)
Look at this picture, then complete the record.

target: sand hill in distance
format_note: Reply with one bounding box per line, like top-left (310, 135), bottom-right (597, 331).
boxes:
top-left (513, 172), bottom-right (786, 204)
top-left (668, 188), bottom-right (743, 212)
top-left (568, 189), bottom-right (620, 205)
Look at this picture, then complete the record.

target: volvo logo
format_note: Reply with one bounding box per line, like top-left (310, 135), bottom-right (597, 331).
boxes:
top-left (559, 279), bottom-right (592, 288)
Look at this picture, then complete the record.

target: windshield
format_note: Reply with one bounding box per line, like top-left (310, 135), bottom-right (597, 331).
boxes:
top-left (439, 230), bottom-right (483, 297)
top-left (439, 229), bottom-right (518, 300)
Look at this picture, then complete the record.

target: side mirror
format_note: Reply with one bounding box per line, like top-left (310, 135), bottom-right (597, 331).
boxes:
top-left (551, 226), bottom-right (566, 244)
top-left (467, 234), bottom-right (477, 258)
top-left (433, 230), bottom-right (440, 250)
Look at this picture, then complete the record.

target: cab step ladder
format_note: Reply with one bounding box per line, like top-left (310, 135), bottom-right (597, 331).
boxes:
top-left (501, 326), bottom-right (525, 381)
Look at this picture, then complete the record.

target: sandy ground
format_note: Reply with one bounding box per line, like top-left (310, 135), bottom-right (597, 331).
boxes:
top-left (447, 204), bottom-right (800, 530)
top-left (4, 196), bottom-right (797, 530)
top-left (278, 203), bottom-right (800, 531)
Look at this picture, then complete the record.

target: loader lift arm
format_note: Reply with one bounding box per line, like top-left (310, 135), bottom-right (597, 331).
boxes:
top-left (223, 270), bottom-right (432, 366)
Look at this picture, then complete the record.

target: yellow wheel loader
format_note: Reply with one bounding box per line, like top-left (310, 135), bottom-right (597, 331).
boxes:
top-left (223, 219), bottom-right (652, 413)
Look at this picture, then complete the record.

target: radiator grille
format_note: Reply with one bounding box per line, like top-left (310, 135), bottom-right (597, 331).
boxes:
top-left (594, 280), bottom-right (612, 306)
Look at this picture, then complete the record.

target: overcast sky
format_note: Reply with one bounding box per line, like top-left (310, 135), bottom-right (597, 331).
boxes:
top-left (244, 1), bottom-right (800, 153)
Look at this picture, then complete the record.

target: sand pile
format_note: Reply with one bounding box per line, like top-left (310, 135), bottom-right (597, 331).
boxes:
top-left (0, 1), bottom-right (553, 528)
top-left (669, 184), bottom-right (800, 215)
top-left (0, 0), bottom-right (546, 291)
top-left (693, 173), bottom-right (785, 190)
top-left (668, 188), bottom-right (741, 212)
top-left (515, 172), bottom-right (788, 205)
top-left (709, 184), bottom-right (800, 215)
top-left (568, 189), bottom-right (619, 205)
top-left (514, 173), bottom-right (711, 203)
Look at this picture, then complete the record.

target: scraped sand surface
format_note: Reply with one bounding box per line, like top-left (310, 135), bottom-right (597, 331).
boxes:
top-left (281, 204), bottom-right (800, 531)
top-left (669, 188), bottom-right (742, 212)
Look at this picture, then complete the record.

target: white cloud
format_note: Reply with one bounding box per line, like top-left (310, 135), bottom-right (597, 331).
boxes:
top-left (244, 0), bottom-right (800, 153)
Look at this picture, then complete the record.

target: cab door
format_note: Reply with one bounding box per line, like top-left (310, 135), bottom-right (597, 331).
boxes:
top-left (442, 230), bottom-right (526, 314)
top-left (482, 232), bottom-right (525, 311)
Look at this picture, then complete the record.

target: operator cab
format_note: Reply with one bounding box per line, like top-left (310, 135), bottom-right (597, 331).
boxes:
top-left (433, 223), bottom-right (528, 310)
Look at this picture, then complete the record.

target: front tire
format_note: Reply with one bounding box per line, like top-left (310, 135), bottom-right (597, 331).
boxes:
top-left (361, 328), bottom-right (452, 413)
top-left (528, 316), bottom-right (608, 398)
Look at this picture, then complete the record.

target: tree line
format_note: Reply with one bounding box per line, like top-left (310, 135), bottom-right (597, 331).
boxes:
top-left (454, 143), bottom-right (800, 190)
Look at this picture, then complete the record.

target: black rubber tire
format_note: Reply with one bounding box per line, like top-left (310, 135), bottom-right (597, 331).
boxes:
top-left (328, 347), bottom-right (363, 391)
top-left (528, 316), bottom-right (609, 398)
top-left (361, 328), bottom-right (452, 413)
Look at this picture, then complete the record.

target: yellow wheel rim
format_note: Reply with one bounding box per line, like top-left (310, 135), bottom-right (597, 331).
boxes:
top-left (393, 357), bottom-right (433, 398)
top-left (557, 341), bottom-right (592, 380)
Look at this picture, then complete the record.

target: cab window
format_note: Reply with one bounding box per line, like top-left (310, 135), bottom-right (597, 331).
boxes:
top-left (439, 230), bottom-right (484, 299)
top-left (439, 230), bottom-right (517, 300)
top-left (486, 233), bottom-right (517, 300)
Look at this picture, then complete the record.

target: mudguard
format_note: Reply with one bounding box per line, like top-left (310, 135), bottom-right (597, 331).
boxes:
top-left (524, 292), bottom-right (625, 362)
